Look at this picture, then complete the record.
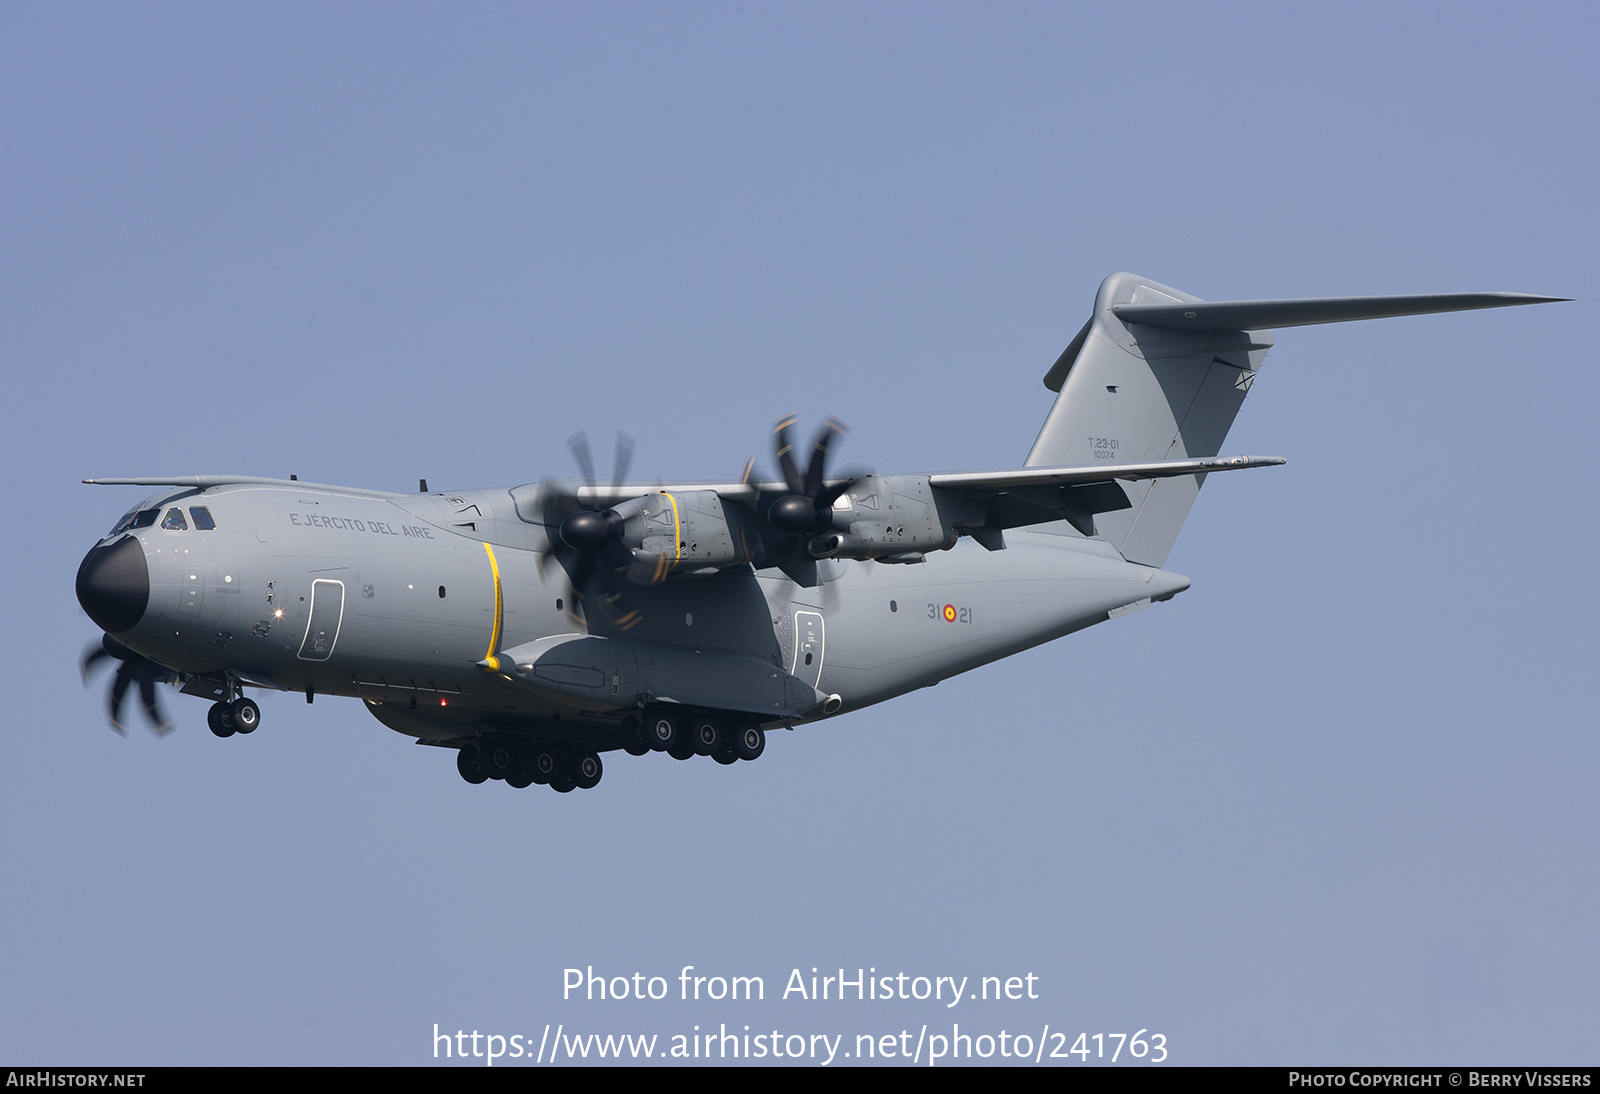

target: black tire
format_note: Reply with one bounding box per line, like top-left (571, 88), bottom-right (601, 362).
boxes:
top-left (549, 774), bottom-right (576, 793)
top-left (734, 724), bottom-right (765, 761)
top-left (457, 747), bottom-right (488, 785)
top-left (506, 765), bottom-right (535, 789)
top-left (667, 739), bottom-right (695, 761)
top-left (645, 713), bottom-right (678, 752)
top-left (482, 742), bottom-right (516, 780)
top-left (571, 752), bottom-right (603, 790)
top-left (531, 747), bottom-right (559, 785)
top-left (207, 702), bottom-right (235, 738)
top-left (713, 744), bottom-right (738, 766)
top-left (691, 718), bottom-right (722, 757)
top-left (230, 697), bottom-right (260, 734)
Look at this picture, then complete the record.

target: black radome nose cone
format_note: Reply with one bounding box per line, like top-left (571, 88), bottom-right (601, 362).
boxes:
top-left (76, 536), bottom-right (149, 634)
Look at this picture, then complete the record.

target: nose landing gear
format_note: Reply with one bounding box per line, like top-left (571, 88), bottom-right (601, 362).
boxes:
top-left (230, 697), bottom-right (260, 733)
top-left (206, 702), bottom-right (234, 737)
top-left (206, 693), bottom-right (261, 738)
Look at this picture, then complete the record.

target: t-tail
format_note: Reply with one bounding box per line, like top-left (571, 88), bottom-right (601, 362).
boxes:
top-left (1026, 272), bottom-right (1565, 566)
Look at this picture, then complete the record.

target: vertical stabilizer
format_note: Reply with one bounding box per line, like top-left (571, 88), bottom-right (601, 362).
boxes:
top-left (1027, 273), bottom-right (1272, 566)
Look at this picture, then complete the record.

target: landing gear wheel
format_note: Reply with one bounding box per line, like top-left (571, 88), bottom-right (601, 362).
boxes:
top-left (733, 724), bottom-right (765, 761)
top-left (482, 742), bottom-right (516, 781)
top-left (713, 743), bottom-right (738, 765)
top-left (691, 717), bottom-right (722, 756)
top-left (549, 773), bottom-right (576, 793)
top-left (457, 747), bottom-right (488, 785)
top-left (667, 739), bottom-right (695, 761)
top-left (230, 697), bottom-right (260, 734)
top-left (571, 752), bottom-right (603, 790)
top-left (645, 712), bottom-right (679, 752)
top-left (530, 747), bottom-right (559, 785)
top-left (506, 762), bottom-right (535, 789)
top-left (207, 701), bottom-right (236, 738)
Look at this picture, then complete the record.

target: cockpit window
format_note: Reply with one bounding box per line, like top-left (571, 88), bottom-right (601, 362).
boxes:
top-left (160, 507), bottom-right (189, 531)
top-left (189, 507), bottom-right (216, 531)
top-left (129, 508), bottom-right (160, 531)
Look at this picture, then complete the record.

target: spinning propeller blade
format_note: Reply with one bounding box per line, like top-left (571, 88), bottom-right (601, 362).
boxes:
top-left (80, 634), bottom-right (174, 737)
top-left (534, 431), bottom-right (646, 631)
top-left (745, 415), bottom-right (866, 586)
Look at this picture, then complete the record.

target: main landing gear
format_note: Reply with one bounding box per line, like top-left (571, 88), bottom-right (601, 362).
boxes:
top-left (455, 709), bottom-right (768, 793)
top-left (457, 742), bottom-right (604, 793)
top-left (207, 696), bottom-right (261, 738)
top-left (629, 708), bottom-right (766, 766)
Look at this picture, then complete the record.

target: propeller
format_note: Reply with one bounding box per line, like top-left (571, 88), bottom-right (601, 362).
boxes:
top-left (534, 431), bottom-right (647, 631)
top-left (744, 414), bottom-right (865, 587)
top-left (80, 634), bottom-right (175, 737)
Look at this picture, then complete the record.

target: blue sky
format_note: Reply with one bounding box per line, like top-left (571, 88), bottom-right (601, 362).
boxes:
top-left (3, 2), bottom-right (1595, 1065)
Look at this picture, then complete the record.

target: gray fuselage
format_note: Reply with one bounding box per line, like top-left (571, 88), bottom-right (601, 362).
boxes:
top-left (81, 480), bottom-right (1187, 750)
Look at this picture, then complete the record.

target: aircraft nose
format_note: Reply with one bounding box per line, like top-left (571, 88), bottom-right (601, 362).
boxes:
top-left (76, 535), bottom-right (150, 634)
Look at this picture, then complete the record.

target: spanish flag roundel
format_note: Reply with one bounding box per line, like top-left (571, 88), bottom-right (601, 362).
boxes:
top-left (942, 603), bottom-right (957, 622)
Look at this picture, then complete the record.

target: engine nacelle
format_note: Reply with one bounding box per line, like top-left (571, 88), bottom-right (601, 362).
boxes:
top-left (623, 490), bottom-right (747, 583)
top-left (810, 475), bottom-right (958, 560)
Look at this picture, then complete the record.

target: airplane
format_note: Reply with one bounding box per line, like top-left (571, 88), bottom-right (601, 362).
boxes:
top-left (74, 272), bottom-right (1565, 793)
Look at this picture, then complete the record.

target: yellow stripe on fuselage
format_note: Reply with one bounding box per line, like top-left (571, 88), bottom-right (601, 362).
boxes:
top-left (481, 541), bottom-right (504, 671)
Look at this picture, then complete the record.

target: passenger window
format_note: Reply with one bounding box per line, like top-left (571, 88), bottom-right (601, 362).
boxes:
top-left (130, 508), bottom-right (160, 530)
top-left (189, 507), bottom-right (216, 531)
top-left (161, 507), bottom-right (189, 531)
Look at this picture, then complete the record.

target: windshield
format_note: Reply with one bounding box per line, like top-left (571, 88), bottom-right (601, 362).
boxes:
top-left (108, 507), bottom-right (161, 536)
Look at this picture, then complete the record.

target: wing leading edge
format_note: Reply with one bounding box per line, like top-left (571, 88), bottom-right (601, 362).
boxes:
top-left (929, 454), bottom-right (1286, 492)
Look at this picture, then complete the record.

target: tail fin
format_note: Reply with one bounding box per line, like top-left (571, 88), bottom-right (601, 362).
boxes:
top-left (1027, 272), bottom-right (1565, 566)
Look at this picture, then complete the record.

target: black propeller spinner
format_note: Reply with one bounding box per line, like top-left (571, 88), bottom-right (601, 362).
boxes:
top-left (535, 431), bottom-right (646, 631)
top-left (80, 634), bottom-right (174, 737)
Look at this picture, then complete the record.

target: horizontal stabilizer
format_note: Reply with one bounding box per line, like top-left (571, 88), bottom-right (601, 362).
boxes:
top-left (1113, 292), bottom-right (1567, 333)
top-left (931, 454), bottom-right (1285, 494)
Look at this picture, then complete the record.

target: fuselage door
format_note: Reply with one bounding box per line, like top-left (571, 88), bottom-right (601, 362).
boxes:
top-left (792, 610), bottom-right (824, 689)
top-left (297, 579), bottom-right (346, 661)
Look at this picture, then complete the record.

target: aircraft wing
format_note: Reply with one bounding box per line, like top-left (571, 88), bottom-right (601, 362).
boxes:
top-left (928, 454), bottom-right (1285, 492)
top-left (925, 454), bottom-right (1286, 541)
top-left (533, 454), bottom-right (1286, 509)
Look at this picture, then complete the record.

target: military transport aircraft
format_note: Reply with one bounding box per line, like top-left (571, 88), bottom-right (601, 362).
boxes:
top-left (75, 272), bottom-right (1564, 792)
